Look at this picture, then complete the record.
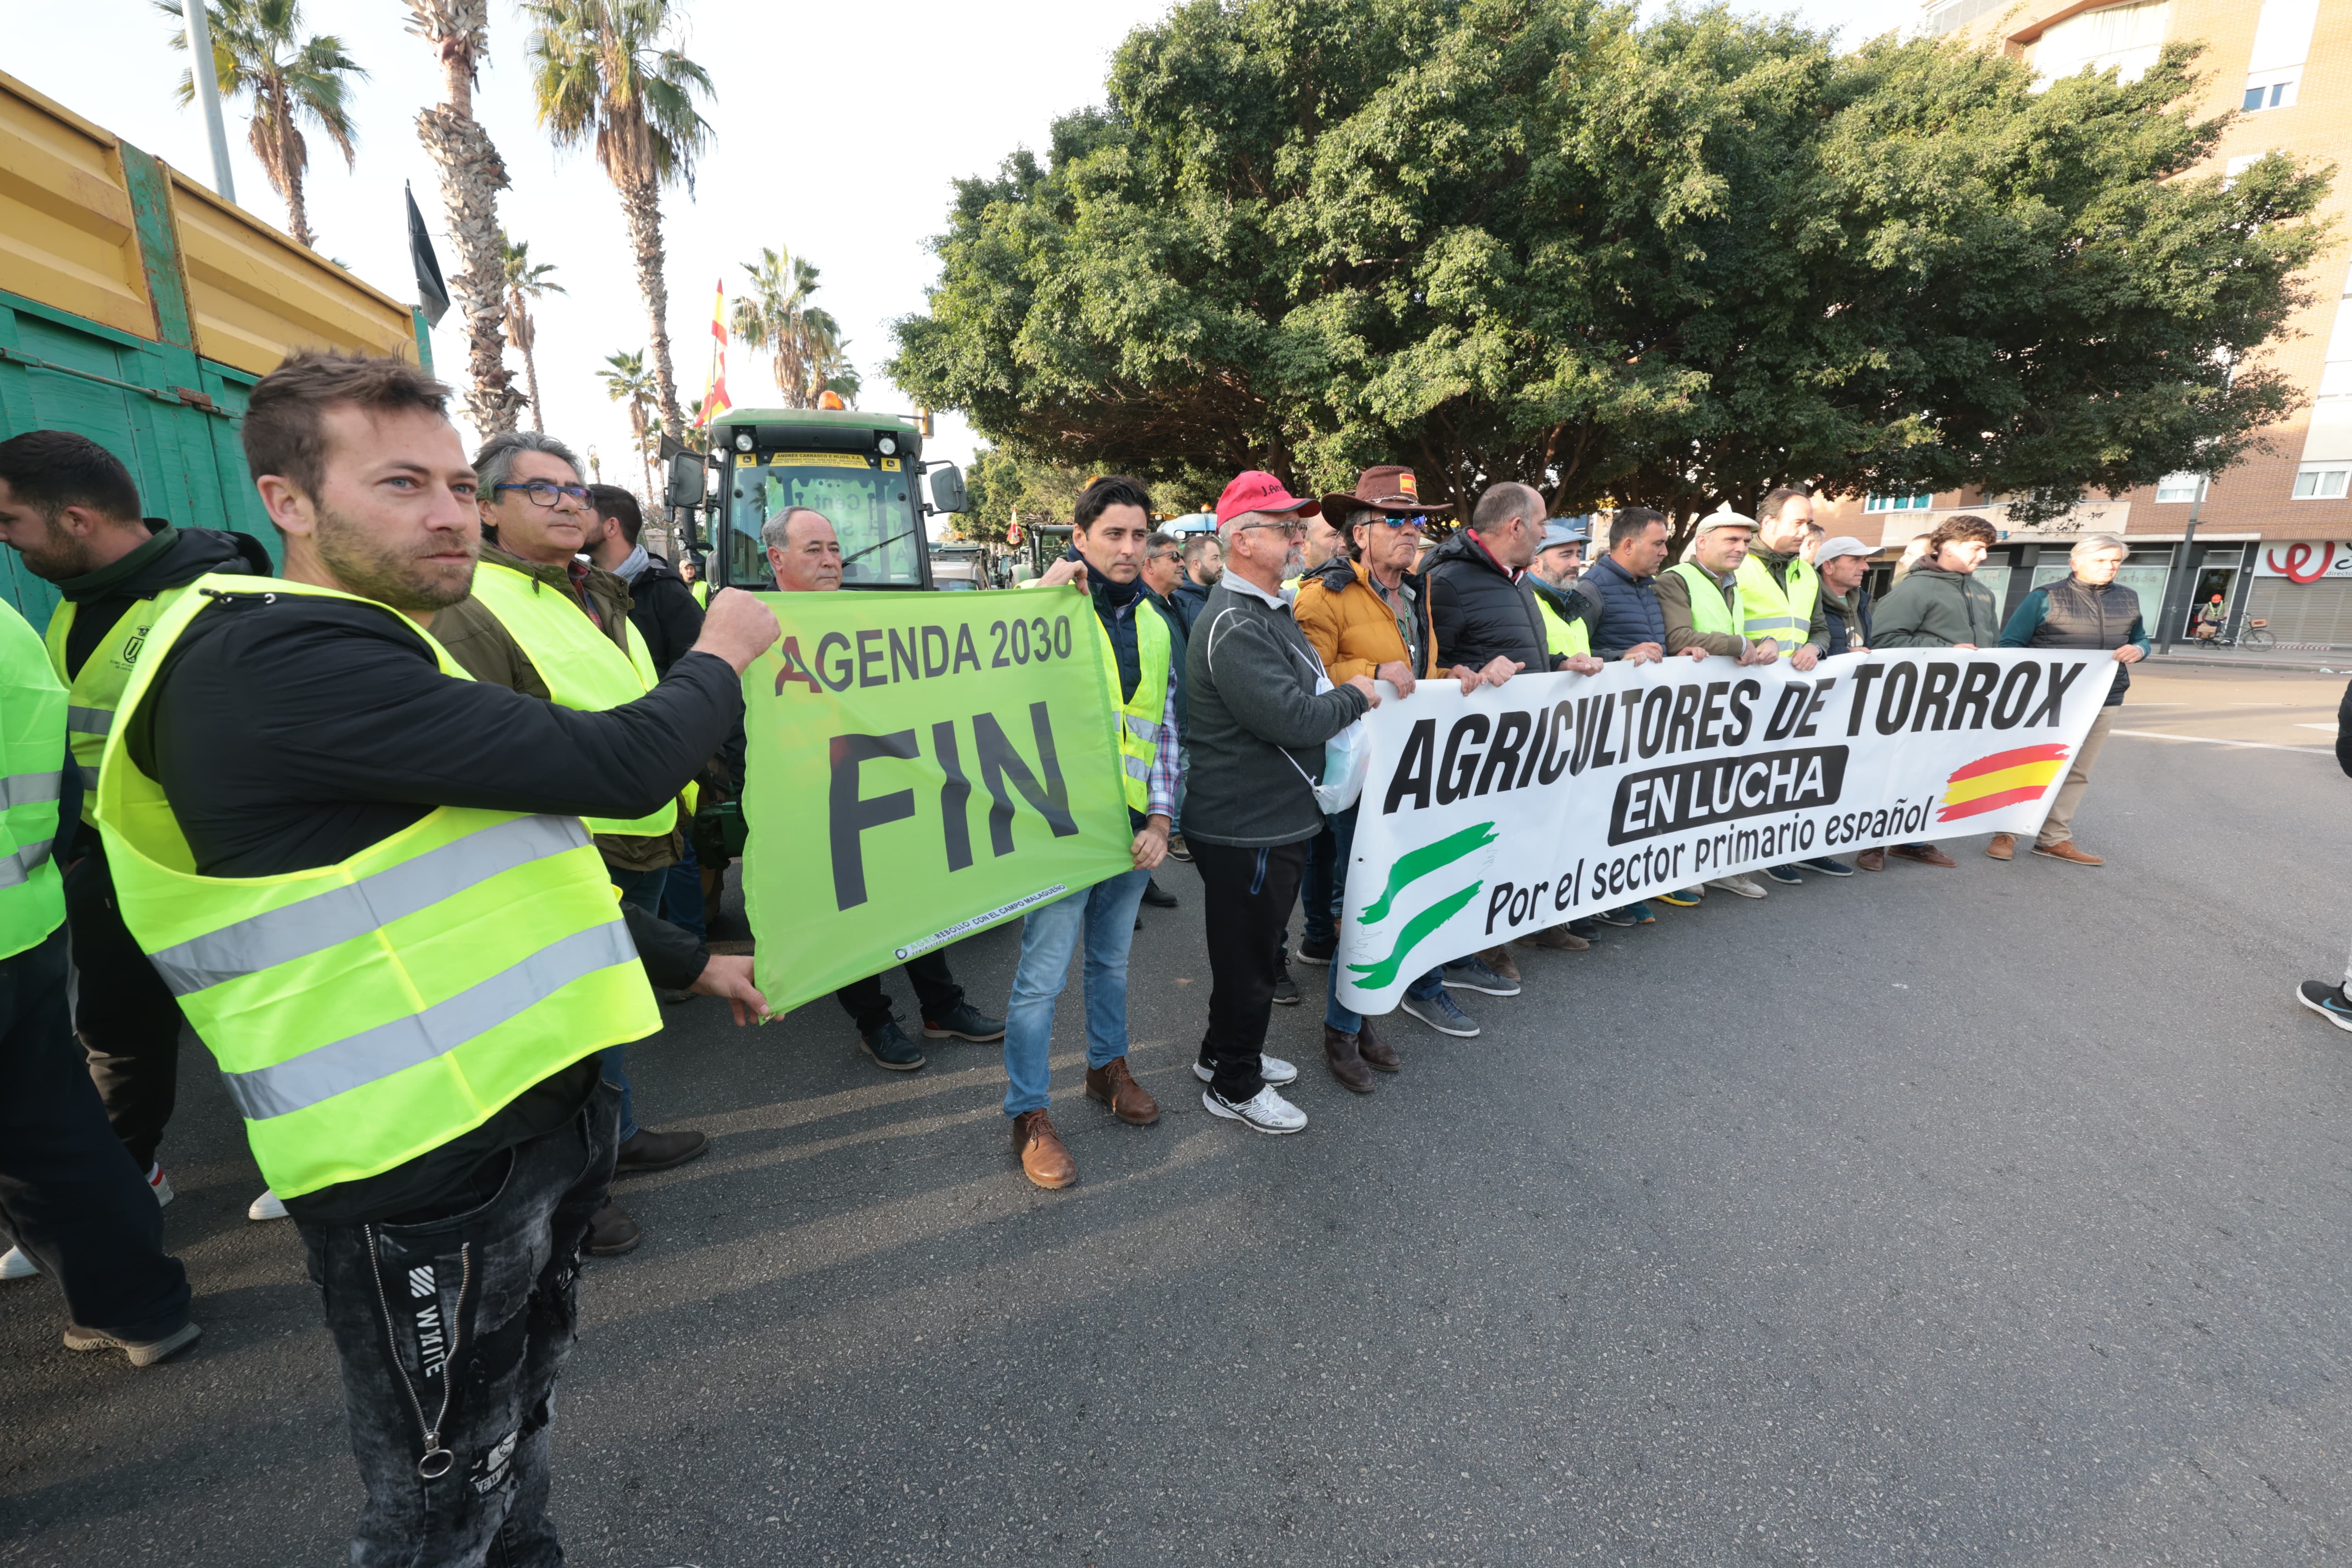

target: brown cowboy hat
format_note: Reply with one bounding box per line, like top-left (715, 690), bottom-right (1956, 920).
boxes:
top-left (1319, 464), bottom-right (1453, 522)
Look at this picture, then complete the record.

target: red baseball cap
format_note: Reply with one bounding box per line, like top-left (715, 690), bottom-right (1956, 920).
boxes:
top-left (1214, 470), bottom-right (1321, 526)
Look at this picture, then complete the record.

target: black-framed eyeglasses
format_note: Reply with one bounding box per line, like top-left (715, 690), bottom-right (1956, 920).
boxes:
top-left (492, 481), bottom-right (590, 508)
top-left (1146, 550), bottom-right (1180, 563)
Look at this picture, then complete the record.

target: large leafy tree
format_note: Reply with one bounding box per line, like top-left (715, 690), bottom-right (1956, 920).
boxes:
top-left (161, 0), bottom-right (364, 252)
top-left (407, 0), bottom-right (525, 435)
top-left (890, 0), bottom-right (2329, 528)
top-left (526, 0), bottom-right (714, 436)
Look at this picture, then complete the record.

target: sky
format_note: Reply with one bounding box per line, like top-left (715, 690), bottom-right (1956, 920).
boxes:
top-left (12, 0), bottom-right (1917, 521)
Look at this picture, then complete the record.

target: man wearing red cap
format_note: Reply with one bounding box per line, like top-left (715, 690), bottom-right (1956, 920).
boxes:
top-left (1181, 472), bottom-right (1379, 1134)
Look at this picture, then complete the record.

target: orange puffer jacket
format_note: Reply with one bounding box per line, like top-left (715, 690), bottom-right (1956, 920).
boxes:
top-left (1293, 555), bottom-right (1440, 685)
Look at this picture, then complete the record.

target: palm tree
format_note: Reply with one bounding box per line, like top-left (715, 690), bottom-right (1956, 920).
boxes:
top-left (732, 246), bottom-right (856, 408)
top-left (526, 0), bottom-right (713, 436)
top-left (159, 0), bottom-right (364, 251)
top-left (501, 237), bottom-right (565, 431)
top-left (598, 349), bottom-right (659, 498)
top-left (404, 0), bottom-right (525, 434)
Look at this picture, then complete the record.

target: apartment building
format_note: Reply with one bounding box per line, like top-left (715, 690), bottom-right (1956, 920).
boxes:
top-left (1809, 0), bottom-right (2352, 646)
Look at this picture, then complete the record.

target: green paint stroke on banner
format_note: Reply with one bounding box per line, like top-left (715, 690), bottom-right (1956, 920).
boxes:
top-left (1346, 882), bottom-right (1482, 989)
top-left (741, 589), bottom-right (1136, 1019)
top-left (1358, 822), bottom-right (1497, 924)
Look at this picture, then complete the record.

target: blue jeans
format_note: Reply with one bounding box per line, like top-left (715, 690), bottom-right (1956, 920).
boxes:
top-left (1002, 866), bottom-right (1152, 1118)
top-left (1301, 821), bottom-right (1340, 950)
top-left (1317, 804), bottom-right (1443, 1033)
top-left (660, 839), bottom-right (707, 940)
top-left (604, 866), bottom-right (672, 1143)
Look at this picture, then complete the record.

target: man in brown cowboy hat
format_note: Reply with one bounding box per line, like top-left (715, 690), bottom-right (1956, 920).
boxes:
top-left (1294, 467), bottom-right (1529, 1083)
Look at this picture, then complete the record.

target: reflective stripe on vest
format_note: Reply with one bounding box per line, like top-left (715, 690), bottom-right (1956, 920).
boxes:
top-left (1666, 563), bottom-right (1742, 639)
top-left (1537, 594), bottom-right (1590, 659)
top-left (1733, 554), bottom-right (1818, 657)
top-left (47, 595), bottom-right (191, 826)
top-left (466, 561), bottom-right (678, 837)
top-left (0, 600), bottom-right (68, 958)
top-left (94, 573), bottom-right (661, 1198)
top-left (1091, 600), bottom-right (1172, 813)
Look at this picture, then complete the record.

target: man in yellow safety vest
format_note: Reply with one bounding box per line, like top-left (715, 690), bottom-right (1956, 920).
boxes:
top-left (0, 431), bottom-right (271, 1243)
top-left (428, 430), bottom-right (713, 1258)
top-left (0, 589), bottom-right (196, 1367)
top-left (999, 476), bottom-right (1183, 1186)
top-left (95, 350), bottom-right (774, 1563)
top-left (1657, 513), bottom-right (1784, 902)
top-left (1738, 486), bottom-right (1830, 670)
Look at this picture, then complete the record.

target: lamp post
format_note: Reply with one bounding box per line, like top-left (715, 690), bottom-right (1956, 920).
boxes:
top-left (2155, 474), bottom-right (2209, 657)
top-left (179, 0), bottom-right (237, 202)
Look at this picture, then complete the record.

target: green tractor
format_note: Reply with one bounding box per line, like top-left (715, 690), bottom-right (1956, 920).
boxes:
top-left (669, 406), bottom-right (967, 591)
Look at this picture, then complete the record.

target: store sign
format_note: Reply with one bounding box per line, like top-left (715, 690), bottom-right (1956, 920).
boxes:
top-left (2254, 542), bottom-right (2352, 582)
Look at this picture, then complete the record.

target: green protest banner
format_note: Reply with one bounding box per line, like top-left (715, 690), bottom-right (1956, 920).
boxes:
top-left (740, 589), bottom-right (1136, 1018)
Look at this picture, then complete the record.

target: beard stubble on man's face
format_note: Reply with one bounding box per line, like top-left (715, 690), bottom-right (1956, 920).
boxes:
top-left (313, 499), bottom-right (478, 612)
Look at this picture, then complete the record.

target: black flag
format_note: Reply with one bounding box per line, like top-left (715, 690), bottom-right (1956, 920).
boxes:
top-left (406, 182), bottom-right (450, 328)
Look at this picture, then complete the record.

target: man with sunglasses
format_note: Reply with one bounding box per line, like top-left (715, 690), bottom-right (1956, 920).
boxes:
top-left (430, 432), bottom-right (709, 1258)
top-left (1183, 472), bottom-right (1379, 1135)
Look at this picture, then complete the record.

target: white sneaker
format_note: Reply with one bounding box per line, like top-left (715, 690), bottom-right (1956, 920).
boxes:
top-left (146, 1163), bottom-right (174, 1207)
top-left (1201, 1086), bottom-right (1307, 1134)
top-left (1708, 875), bottom-right (1769, 900)
top-left (247, 1189), bottom-right (288, 1222)
top-left (0, 1246), bottom-right (38, 1279)
top-left (1192, 1054), bottom-right (1299, 1087)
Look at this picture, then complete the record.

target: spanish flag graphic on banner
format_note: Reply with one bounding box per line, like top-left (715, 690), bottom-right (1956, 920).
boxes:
top-left (1936, 743), bottom-right (2070, 822)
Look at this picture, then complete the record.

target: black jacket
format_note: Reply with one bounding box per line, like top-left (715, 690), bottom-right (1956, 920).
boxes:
top-left (1169, 572), bottom-right (1215, 635)
top-left (53, 524), bottom-right (273, 677)
top-left (622, 550), bottom-right (705, 676)
top-left (1423, 529), bottom-right (1556, 673)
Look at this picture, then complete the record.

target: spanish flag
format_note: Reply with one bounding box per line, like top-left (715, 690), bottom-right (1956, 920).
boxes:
top-left (698, 279), bottom-right (731, 426)
top-left (1936, 743), bottom-right (2070, 822)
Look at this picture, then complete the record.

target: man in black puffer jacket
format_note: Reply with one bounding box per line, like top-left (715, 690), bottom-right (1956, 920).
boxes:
top-left (1424, 481), bottom-right (1560, 682)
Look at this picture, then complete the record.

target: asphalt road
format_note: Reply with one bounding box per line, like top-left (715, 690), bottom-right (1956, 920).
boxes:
top-left (6, 667), bottom-right (2352, 1567)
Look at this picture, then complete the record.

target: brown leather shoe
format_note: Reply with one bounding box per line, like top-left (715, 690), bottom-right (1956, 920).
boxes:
top-left (2031, 840), bottom-right (2104, 866)
top-left (584, 1202), bottom-right (642, 1257)
top-left (1356, 1016), bottom-right (1400, 1073)
top-left (1856, 848), bottom-right (1886, 872)
top-left (1514, 924), bottom-right (1590, 952)
top-left (1012, 1109), bottom-right (1076, 1189)
top-left (1323, 1025), bottom-right (1374, 1093)
top-left (1476, 945), bottom-right (1522, 983)
top-left (1889, 844), bottom-right (1957, 868)
top-left (1985, 833), bottom-right (2015, 861)
top-left (1083, 1056), bottom-right (1159, 1125)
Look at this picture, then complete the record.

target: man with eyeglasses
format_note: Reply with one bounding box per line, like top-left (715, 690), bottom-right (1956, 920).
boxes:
top-left (1182, 472), bottom-right (1379, 1135)
top-left (1132, 530), bottom-right (1188, 911)
top-left (759, 505), bottom-right (1008, 1073)
top-left (430, 432), bottom-right (710, 1259)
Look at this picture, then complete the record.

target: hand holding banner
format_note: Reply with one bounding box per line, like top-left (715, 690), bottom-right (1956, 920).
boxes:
top-left (1334, 649), bottom-right (2118, 1014)
top-left (740, 589), bottom-right (1135, 1018)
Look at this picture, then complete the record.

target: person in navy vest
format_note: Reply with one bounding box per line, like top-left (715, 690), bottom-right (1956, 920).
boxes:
top-left (1581, 508), bottom-right (1673, 662)
top-left (1991, 532), bottom-right (2147, 867)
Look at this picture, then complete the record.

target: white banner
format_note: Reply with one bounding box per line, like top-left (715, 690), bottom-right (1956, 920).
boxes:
top-left (1334, 650), bottom-right (2119, 1013)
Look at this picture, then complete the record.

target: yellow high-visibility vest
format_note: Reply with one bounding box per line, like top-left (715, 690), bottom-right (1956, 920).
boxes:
top-left (1734, 553), bottom-right (1818, 657)
top-left (0, 599), bottom-right (67, 959)
top-left (467, 560), bottom-right (678, 837)
top-left (1666, 562), bottom-right (1743, 640)
top-left (95, 574), bottom-right (658, 1199)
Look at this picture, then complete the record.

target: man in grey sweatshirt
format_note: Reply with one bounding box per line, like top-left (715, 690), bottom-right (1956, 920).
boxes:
top-left (1184, 471), bottom-right (1378, 1135)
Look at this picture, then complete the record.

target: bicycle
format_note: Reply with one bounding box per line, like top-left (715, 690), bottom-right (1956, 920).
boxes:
top-left (2194, 617), bottom-right (2274, 650)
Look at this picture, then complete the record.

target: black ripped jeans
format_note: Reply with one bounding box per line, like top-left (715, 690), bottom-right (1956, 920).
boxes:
top-left (299, 1081), bottom-right (619, 1568)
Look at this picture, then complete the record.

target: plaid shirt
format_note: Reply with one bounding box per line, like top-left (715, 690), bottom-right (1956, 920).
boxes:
top-left (1144, 669), bottom-right (1180, 822)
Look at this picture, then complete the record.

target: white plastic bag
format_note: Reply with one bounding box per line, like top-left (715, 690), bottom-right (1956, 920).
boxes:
top-left (1282, 654), bottom-right (1370, 815)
